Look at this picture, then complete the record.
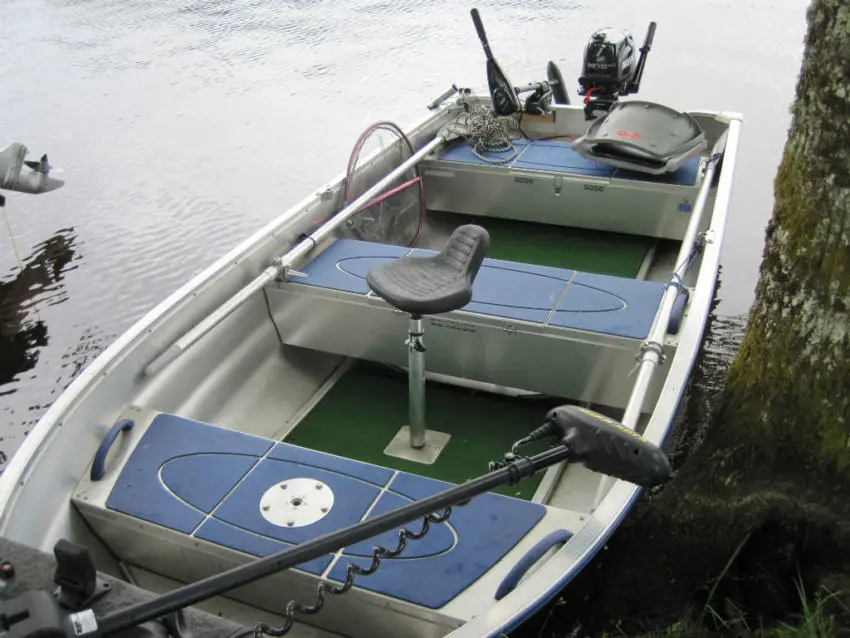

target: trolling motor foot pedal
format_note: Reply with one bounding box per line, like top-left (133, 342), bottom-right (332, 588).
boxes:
top-left (53, 539), bottom-right (111, 611)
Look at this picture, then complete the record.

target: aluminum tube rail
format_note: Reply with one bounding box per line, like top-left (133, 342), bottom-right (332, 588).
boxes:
top-left (144, 136), bottom-right (444, 376)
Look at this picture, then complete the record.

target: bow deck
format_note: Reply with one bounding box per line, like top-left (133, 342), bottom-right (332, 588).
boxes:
top-left (73, 408), bottom-right (559, 633)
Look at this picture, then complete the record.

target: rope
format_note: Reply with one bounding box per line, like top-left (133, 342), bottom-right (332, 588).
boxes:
top-left (1, 200), bottom-right (24, 270)
top-left (444, 104), bottom-right (522, 164)
top-left (2, 197), bottom-right (44, 324)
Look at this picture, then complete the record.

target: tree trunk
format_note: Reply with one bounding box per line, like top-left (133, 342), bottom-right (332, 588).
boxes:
top-left (529, 0), bottom-right (850, 634)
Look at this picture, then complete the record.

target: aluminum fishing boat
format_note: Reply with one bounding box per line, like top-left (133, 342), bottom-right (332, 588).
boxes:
top-left (0, 11), bottom-right (741, 638)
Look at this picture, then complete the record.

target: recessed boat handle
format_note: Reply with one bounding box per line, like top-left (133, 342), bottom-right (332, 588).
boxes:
top-left (91, 419), bottom-right (135, 481)
top-left (494, 529), bottom-right (572, 600)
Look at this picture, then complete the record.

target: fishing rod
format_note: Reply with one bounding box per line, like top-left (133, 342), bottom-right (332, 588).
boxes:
top-left (0, 405), bottom-right (671, 638)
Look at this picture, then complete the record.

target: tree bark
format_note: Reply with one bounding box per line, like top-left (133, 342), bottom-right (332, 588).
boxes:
top-left (715, 0), bottom-right (850, 477)
top-left (529, 0), bottom-right (850, 634)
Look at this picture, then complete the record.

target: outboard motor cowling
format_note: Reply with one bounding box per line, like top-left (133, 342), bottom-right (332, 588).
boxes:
top-left (578, 21), bottom-right (656, 119)
top-left (579, 28), bottom-right (637, 97)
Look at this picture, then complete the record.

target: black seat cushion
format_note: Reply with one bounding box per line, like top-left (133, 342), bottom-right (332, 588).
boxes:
top-left (366, 224), bottom-right (490, 316)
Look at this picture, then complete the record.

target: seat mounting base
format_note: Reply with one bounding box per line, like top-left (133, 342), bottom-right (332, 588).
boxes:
top-left (383, 427), bottom-right (451, 465)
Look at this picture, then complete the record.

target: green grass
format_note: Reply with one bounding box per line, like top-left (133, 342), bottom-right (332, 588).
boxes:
top-left (285, 362), bottom-right (558, 500)
top-left (587, 547), bottom-right (848, 638)
top-left (604, 580), bottom-right (847, 638)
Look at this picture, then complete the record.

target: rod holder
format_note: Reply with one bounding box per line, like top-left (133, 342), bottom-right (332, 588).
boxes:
top-left (407, 315), bottom-right (426, 448)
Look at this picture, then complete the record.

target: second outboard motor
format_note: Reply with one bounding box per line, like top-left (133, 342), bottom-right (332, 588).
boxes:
top-left (0, 143), bottom-right (64, 194)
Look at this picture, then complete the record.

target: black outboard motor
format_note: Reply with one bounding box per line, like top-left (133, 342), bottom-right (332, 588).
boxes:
top-left (578, 23), bottom-right (656, 119)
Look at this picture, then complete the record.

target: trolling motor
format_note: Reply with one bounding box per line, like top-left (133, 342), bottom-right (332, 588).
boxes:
top-left (578, 22), bottom-right (657, 119)
top-left (470, 8), bottom-right (570, 117)
top-left (0, 405), bottom-right (670, 638)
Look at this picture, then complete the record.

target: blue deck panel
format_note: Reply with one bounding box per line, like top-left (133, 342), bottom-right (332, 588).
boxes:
top-left (549, 272), bottom-right (665, 339)
top-left (341, 491), bottom-right (455, 560)
top-left (512, 140), bottom-right (616, 177)
top-left (104, 413), bottom-right (544, 607)
top-left (160, 453), bottom-right (259, 513)
top-left (298, 239), bottom-right (411, 295)
top-left (106, 414), bottom-right (273, 534)
top-left (331, 473), bottom-right (545, 608)
top-left (462, 263), bottom-right (569, 323)
top-left (437, 138), bottom-right (700, 185)
top-left (294, 239), bottom-right (661, 337)
top-left (213, 458), bottom-right (382, 545)
top-left (195, 519), bottom-right (332, 575)
top-left (439, 137), bottom-right (532, 166)
top-left (269, 441), bottom-right (394, 487)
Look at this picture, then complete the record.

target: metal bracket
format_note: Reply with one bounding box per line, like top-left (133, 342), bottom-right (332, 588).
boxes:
top-left (701, 152), bottom-right (724, 174)
top-left (427, 84), bottom-right (459, 110)
top-left (637, 339), bottom-right (666, 364)
top-left (283, 268), bottom-right (309, 281)
top-left (273, 257), bottom-right (309, 282)
top-left (52, 540), bottom-right (112, 611)
top-left (406, 335), bottom-right (426, 353)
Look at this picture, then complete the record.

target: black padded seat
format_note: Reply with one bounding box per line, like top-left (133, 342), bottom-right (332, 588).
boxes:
top-left (367, 225), bottom-right (490, 316)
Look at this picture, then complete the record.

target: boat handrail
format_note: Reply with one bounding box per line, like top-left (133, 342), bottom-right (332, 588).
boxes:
top-left (590, 129), bottom-right (729, 509)
top-left (144, 135), bottom-right (446, 377)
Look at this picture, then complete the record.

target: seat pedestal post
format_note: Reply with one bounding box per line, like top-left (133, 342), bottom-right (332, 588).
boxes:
top-left (383, 315), bottom-right (451, 465)
top-left (407, 315), bottom-right (426, 448)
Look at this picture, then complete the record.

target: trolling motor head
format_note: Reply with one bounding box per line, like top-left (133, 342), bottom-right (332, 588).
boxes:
top-left (578, 22), bottom-right (657, 119)
top-left (553, 405), bottom-right (671, 488)
top-left (513, 404), bottom-right (671, 489)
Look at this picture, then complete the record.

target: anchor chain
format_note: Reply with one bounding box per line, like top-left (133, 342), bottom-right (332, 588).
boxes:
top-left (253, 507), bottom-right (454, 637)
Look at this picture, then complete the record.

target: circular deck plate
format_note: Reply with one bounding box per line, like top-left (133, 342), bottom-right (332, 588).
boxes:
top-left (259, 478), bottom-right (335, 528)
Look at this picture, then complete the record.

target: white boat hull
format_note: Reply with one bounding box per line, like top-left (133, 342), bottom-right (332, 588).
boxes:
top-left (0, 98), bottom-right (742, 637)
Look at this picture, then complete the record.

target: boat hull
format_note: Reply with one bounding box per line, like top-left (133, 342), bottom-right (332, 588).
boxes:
top-left (0, 100), bottom-right (743, 638)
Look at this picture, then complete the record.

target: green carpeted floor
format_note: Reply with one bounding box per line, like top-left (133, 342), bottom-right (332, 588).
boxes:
top-left (285, 363), bottom-right (561, 500)
top-left (437, 214), bottom-right (653, 277)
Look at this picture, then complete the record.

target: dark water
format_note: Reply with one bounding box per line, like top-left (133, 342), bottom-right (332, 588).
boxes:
top-left (0, 0), bottom-right (808, 467)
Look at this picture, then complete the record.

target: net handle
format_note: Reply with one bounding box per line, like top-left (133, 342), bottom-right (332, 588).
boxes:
top-left (360, 176), bottom-right (422, 213)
